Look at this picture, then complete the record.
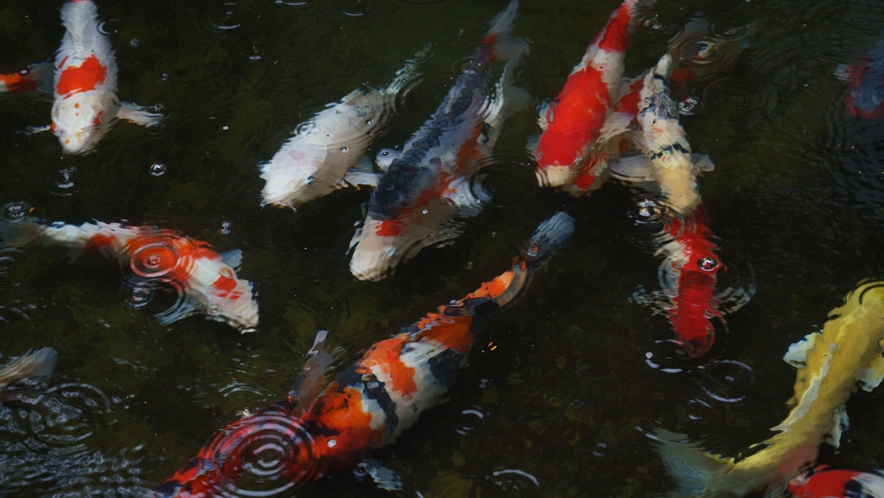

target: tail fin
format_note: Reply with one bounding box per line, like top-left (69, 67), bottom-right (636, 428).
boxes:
top-left (482, 0), bottom-right (527, 63)
top-left (489, 212), bottom-right (575, 307)
top-left (652, 428), bottom-right (746, 496)
top-left (0, 202), bottom-right (44, 250)
top-left (0, 347), bottom-right (58, 389)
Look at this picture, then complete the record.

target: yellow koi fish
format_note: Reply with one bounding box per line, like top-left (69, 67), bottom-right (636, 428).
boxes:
top-left (655, 281), bottom-right (884, 497)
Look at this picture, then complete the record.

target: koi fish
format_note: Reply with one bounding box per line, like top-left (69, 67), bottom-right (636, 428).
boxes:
top-left (0, 203), bottom-right (258, 331)
top-left (654, 281), bottom-right (884, 497)
top-left (532, 0), bottom-right (638, 191)
top-left (153, 212), bottom-right (575, 496)
top-left (0, 63), bottom-right (54, 97)
top-left (789, 466), bottom-right (884, 498)
top-left (259, 47), bottom-right (426, 208)
top-left (0, 348), bottom-right (57, 401)
top-left (50, 0), bottom-right (162, 154)
top-left (836, 31), bottom-right (884, 119)
top-left (348, 0), bottom-right (528, 281)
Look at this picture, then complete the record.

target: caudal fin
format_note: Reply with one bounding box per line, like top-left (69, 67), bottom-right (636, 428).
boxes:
top-left (653, 428), bottom-right (750, 497)
top-left (481, 0), bottom-right (527, 63)
top-left (0, 347), bottom-right (58, 389)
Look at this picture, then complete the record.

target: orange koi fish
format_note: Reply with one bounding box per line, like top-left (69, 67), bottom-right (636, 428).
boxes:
top-left (533, 0), bottom-right (638, 192)
top-left (349, 0), bottom-right (528, 281)
top-left (154, 212), bottom-right (575, 496)
top-left (47, 0), bottom-right (162, 154)
top-left (0, 203), bottom-right (258, 331)
top-left (789, 466), bottom-right (884, 498)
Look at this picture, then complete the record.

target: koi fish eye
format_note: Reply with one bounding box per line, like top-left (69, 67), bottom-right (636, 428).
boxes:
top-left (697, 257), bottom-right (719, 272)
top-left (877, 337), bottom-right (884, 351)
top-left (305, 175), bottom-right (315, 185)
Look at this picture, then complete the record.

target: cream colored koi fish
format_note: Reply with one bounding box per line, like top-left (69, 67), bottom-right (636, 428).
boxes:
top-left (655, 281), bottom-right (884, 497)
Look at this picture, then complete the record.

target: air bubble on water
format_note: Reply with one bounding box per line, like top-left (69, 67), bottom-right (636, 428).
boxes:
top-left (129, 38), bottom-right (139, 47)
top-left (220, 221), bottom-right (232, 235)
top-left (366, 119), bottom-right (373, 125)
top-left (149, 163), bottom-right (167, 176)
top-left (3, 203), bottom-right (29, 223)
top-left (421, 209), bottom-right (428, 215)
top-left (340, 147), bottom-right (348, 152)
top-left (678, 97), bottom-right (699, 115)
top-left (0, 256), bottom-right (14, 274)
top-left (223, 125), bottom-right (229, 131)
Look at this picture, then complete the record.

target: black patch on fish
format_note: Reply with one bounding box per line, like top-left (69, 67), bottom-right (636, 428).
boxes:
top-left (427, 348), bottom-right (465, 388)
top-left (153, 479), bottom-right (183, 496)
top-left (336, 365), bottom-right (400, 439)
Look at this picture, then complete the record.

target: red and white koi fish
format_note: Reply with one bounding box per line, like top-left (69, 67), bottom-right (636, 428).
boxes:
top-left (0, 204), bottom-right (258, 331)
top-left (789, 466), bottom-right (884, 498)
top-left (0, 63), bottom-right (54, 97)
top-left (259, 47), bottom-right (426, 208)
top-left (836, 31), bottom-right (884, 119)
top-left (533, 0), bottom-right (638, 192)
top-left (153, 212), bottom-right (574, 496)
top-left (654, 281), bottom-right (884, 497)
top-left (349, 0), bottom-right (528, 281)
top-left (49, 0), bottom-right (162, 154)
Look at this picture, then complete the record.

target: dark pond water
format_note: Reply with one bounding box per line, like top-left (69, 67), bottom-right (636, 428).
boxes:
top-left (2, 0), bottom-right (884, 496)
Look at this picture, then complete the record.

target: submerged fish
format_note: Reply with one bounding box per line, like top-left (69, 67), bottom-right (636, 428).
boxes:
top-left (348, 0), bottom-right (528, 281)
top-left (259, 47), bottom-right (426, 208)
top-left (533, 0), bottom-right (638, 191)
top-left (0, 63), bottom-right (54, 97)
top-left (654, 281), bottom-right (884, 497)
top-left (789, 466), bottom-right (884, 498)
top-left (49, 0), bottom-right (162, 154)
top-left (0, 204), bottom-right (258, 331)
top-left (0, 348), bottom-right (57, 401)
top-left (836, 30), bottom-right (884, 119)
top-left (154, 212), bottom-right (575, 496)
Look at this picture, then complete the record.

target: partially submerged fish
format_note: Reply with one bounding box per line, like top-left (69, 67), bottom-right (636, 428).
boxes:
top-left (654, 281), bottom-right (884, 497)
top-left (836, 30), bottom-right (884, 119)
top-left (259, 47), bottom-right (426, 208)
top-left (0, 204), bottom-right (258, 331)
top-left (153, 212), bottom-right (575, 496)
top-left (0, 348), bottom-right (57, 401)
top-left (349, 0), bottom-right (528, 281)
top-left (533, 0), bottom-right (638, 191)
top-left (49, 0), bottom-right (162, 154)
top-left (789, 466), bottom-right (884, 498)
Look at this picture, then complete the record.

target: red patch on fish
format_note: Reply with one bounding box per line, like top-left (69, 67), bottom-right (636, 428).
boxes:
top-left (596, 3), bottom-right (632, 53)
top-left (376, 219), bottom-right (404, 236)
top-left (788, 466), bottom-right (861, 498)
top-left (57, 55), bottom-right (107, 97)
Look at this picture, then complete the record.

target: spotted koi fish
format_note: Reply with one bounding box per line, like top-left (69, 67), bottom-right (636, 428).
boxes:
top-left (655, 281), bottom-right (884, 497)
top-left (532, 0), bottom-right (638, 192)
top-left (349, 0), bottom-right (528, 281)
top-left (0, 348), bottom-right (57, 402)
top-left (259, 46), bottom-right (426, 209)
top-left (0, 203), bottom-right (258, 331)
top-left (836, 30), bottom-right (884, 119)
top-left (789, 466), bottom-right (884, 498)
top-left (0, 63), bottom-right (54, 97)
top-left (49, 0), bottom-right (162, 154)
top-left (154, 212), bottom-right (575, 496)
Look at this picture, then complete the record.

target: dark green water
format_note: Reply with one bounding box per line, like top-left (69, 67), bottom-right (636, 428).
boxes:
top-left (2, 0), bottom-right (884, 496)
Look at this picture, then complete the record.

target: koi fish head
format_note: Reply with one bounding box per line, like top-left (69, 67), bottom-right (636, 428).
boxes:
top-left (350, 198), bottom-right (462, 281)
top-left (51, 90), bottom-right (118, 155)
top-left (371, 162), bottom-right (440, 219)
top-left (659, 209), bottom-right (723, 356)
top-left (260, 140), bottom-right (334, 208)
top-left (154, 408), bottom-right (324, 497)
top-left (122, 232), bottom-right (259, 330)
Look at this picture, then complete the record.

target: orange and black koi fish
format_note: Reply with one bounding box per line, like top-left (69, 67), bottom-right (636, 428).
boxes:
top-left (153, 212), bottom-right (575, 496)
top-left (0, 203), bottom-right (258, 331)
top-left (789, 466), bottom-right (884, 498)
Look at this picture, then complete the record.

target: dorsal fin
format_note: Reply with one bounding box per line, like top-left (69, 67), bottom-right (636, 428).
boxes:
top-left (289, 330), bottom-right (343, 413)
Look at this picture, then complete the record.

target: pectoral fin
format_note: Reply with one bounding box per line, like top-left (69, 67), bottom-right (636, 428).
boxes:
top-left (118, 102), bottom-right (164, 127)
top-left (220, 249), bottom-right (243, 270)
top-left (855, 354), bottom-right (884, 392)
top-left (824, 405), bottom-right (850, 449)
top-left (343, 167), bottom-right (380, 188)
top-left (360, 457), bottom-right (403, 491)
top-left (783, 331), bottom-right (821, 369)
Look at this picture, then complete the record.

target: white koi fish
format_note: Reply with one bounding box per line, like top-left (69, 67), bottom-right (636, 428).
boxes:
top-left (349, 0), bottom-right (528, 281)
top-left (50, 0), bottom-right (161, 154)
top-left (0, 204), bottom-right (258, 331)
top-left (654, 281), bottom-right (884, 497)
top-left (259, 48), bottom-right (426, 208)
